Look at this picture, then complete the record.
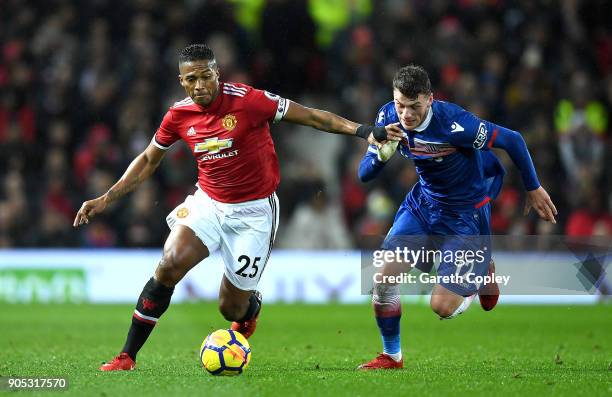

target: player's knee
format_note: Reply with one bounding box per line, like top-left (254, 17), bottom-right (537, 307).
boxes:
top-left (155, 248), bottom-right (189, 286)
top-left (218, 298), bottom-right (248, 322)
top-left (430, 298), bottom-right (459, 319)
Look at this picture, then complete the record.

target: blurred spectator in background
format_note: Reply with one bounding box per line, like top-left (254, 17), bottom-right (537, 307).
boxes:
top-left (353, 188), bottom-right (395, 250)
top-left (121, 181), bottom-right (166, 247)
top-left (0, 0), bottom-right (609, 248)
top-left (565, 187), bottom-right (612, 237)
top-left (555, 71), bottom-right (607, 195)
top-left (278, 178), bottom-right (352, 249)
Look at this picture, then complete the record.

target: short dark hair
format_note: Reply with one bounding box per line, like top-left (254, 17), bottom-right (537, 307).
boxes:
top-left (392, 65), bottom-right (431, 98)
top-left (178, 44), bottom-right (216, 64)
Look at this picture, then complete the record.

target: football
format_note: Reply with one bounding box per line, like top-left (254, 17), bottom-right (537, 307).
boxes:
top-left (200, 329), bottom-right (251, 376)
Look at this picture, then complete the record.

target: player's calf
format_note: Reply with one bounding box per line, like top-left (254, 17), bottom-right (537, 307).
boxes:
top-left (438, 295), bottom-right (475, 320)
top-left (219, 296), bottom-right (252, 322)
top-left (430, 299), bottom-right (460, 318)
top-left (219, 275), bottom-right (262, 338)
top-left (123, 277), bottom-right (175, 358)
top-left (372, 283), bottom-right (402, 362)
top-left (230, 291), bottom-right (262, 339)
top-left (100, 226), bottom-right (209, 371)
top-left (430, 284), bottom-right (475, 320)
top-left (358, 281), bottom-right (405, 370)
top-left (100, 276), bottom-right (175, 370)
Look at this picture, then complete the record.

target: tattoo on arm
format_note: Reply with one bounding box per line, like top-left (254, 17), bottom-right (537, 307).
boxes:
top-left (105, 176), bottom-right (141, 203)
top-left (103, 149), bottom-right (162, 203)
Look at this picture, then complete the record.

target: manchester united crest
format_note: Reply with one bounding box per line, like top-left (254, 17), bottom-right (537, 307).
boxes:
top-left (176, 207), bottom-right (189, 218)
top-left (221, 114), bottom-right (237, 131)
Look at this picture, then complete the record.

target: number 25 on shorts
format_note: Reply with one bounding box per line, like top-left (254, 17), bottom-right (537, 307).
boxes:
top-left (235, 255), bottom-right (261, 278)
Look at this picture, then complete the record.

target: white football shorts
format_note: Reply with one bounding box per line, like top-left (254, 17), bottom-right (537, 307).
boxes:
top-left (166, 188), bottom-right (279, 291)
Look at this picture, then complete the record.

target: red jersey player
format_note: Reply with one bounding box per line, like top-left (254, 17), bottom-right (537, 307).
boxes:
top-left (73, 44), bottom-right (403, 371)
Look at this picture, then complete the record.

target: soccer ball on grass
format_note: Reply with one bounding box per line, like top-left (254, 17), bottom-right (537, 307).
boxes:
top-left (200, 329), bottom-right (251, 376)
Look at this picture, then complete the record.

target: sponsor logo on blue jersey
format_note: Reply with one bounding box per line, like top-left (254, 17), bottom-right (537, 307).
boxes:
top-left (450, 122), bottom-right (464, 132)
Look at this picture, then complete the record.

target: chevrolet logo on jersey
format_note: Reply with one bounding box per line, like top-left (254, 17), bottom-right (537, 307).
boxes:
top-left (194, 137), bottom-right (234, 154)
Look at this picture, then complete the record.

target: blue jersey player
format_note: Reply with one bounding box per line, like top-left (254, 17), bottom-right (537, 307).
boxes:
top-left (357, 65), bottom-right (557, 370)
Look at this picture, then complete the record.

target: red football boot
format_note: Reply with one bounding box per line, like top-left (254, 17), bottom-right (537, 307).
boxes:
top-left (357, 353), bottom-right (404, 370)
top-left (479, 259), bottom-right (500, 311)
top-left (231, 291), bottom-right (262, 339)
top-left (99, 352), bottom-right (135, 371)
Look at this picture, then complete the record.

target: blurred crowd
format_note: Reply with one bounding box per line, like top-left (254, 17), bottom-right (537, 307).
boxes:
top-left (0, 0), bottom-right (610, 249)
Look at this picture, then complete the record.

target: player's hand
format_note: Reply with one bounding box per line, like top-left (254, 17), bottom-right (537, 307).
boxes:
top-left (73, 196), bottom-right (108, 227)
top-left (368, 133), bottom-right (380, 146)
top-left (385, 123), bottom-right (404, 141)
top-left (367, 134), bottom-right (391, 148)
top-left (524, 186), bottom-right (557, 224)
top-left (367, 123), bottom-right (404, 145)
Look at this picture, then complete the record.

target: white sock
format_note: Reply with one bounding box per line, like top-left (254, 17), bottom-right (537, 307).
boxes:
top-left (441, 294), bottom-right (475, 320)
top-left (384, 351), bottom-right (402, 362)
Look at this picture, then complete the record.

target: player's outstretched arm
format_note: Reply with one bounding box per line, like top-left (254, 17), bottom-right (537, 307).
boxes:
top-left (73, 143), bottom-right (166, 227)
top-left (281, 101), bottom-right (403, 143)
top-left (490, 130), bottom-right (558, 224)
top-left (447, 116), bottom-right (558, 224)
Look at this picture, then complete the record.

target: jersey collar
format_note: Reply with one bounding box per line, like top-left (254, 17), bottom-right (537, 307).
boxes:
top-left (412, 104), bottom-right (433, 132)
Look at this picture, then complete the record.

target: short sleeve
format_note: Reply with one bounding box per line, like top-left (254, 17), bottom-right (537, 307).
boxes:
top-left (245, 89), bottom-right (289, 126)
top-left (152, 109), bottom-right (181, 150)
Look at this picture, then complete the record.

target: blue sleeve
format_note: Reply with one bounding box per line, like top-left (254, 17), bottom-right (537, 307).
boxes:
top-left (357, 104), bottom-right (392, 182)
top-left (446, 109), bottom-right (540, 191)
top-left (490, 128), bottom-right (540, 191)
top-left (358, 145), bottom-right (386, 182)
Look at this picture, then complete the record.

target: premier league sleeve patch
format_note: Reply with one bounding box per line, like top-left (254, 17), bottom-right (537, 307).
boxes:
top-left (273, 97), bottom-right (289, 123)
top-left (264, 91), bottom-right (280, 101)
top-left (473, 122), bottom-right (488, 149)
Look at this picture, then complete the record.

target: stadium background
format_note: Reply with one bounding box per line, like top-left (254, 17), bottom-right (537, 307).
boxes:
top-left (1, 0), bottom-right (610, 251)
top-left (1, 2), bottom-right (611, 395)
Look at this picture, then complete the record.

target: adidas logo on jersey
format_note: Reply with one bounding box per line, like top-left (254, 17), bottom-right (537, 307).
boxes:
top-left (187, 126), bottom-right (196, 136)
top-left (450, 122), bottom-right (464, 133)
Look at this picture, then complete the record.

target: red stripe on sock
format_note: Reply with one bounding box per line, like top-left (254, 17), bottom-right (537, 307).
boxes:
top-left (133, 312), bottom-right (156, 325)
top-left (373, 302), bottom-right (401, 318)
top-left (375, 309), bottom-right (401, 318)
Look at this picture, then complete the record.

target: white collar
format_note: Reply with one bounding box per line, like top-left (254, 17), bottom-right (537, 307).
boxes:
top-left (413, 105), bottom-right (433, 132)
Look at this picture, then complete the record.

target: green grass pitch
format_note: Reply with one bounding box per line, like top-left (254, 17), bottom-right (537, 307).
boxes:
top-left (1, 302), bottom-right (611, 396)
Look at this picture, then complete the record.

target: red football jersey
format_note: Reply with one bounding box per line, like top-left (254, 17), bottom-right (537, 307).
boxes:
top-left (153, 82), bottom-right (289, 203)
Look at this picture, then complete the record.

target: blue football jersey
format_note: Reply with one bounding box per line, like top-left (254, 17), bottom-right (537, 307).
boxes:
top-left (371, 100), bottom-right (506, 208)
